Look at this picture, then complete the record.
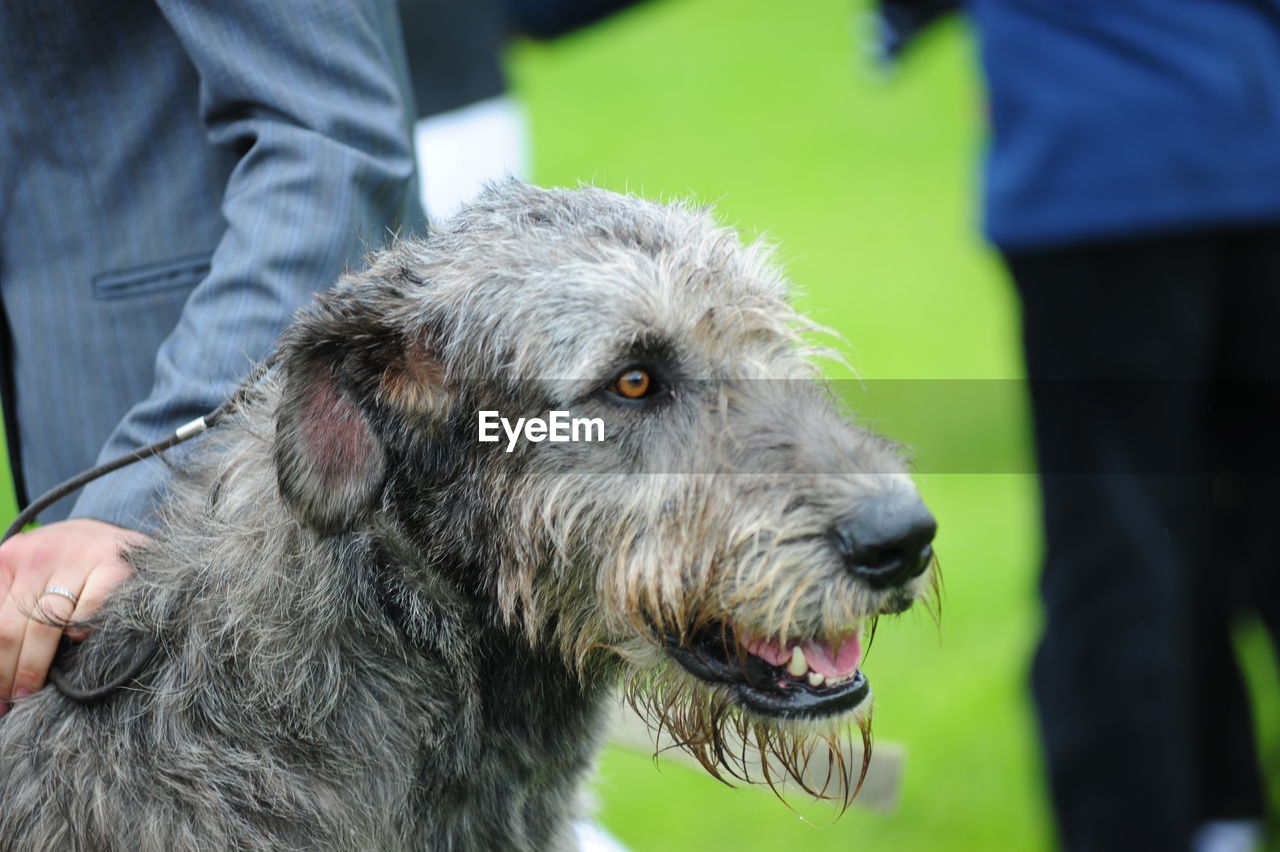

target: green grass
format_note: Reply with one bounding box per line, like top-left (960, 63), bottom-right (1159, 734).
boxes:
top-left (0, 417), bottom-right (16, 524)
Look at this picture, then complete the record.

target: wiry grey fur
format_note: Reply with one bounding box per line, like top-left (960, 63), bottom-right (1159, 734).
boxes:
top-left (0, 181), bottom-right (934, 851)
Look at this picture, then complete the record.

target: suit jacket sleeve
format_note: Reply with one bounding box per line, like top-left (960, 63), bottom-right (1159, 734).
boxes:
top-left (70, 0), bottom-right (419, 530)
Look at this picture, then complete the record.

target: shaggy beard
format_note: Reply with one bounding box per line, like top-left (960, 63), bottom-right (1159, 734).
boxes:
top-left (621, 664), bottom-right (873, 812)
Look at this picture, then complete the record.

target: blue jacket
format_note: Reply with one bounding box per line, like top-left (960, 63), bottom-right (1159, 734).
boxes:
top-left (0, 0), bottom-right (420, 528)
top-left (970, 0), bottom-right (1280, 249)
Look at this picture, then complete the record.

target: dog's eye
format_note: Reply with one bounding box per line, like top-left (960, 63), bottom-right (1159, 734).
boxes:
top-left (611, 368), bottom-right (653, 400)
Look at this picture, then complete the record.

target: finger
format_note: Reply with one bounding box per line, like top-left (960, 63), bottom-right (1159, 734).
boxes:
top-left (63, 561), bottom-right (132, 642)
top-left (11, 581), bottom-right (82, 699)
top-left (0, 568), bottom-right (46, 709)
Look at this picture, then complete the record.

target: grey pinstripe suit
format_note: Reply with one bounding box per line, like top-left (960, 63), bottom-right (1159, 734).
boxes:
top-left (0, 0), bottom-right (421, 529)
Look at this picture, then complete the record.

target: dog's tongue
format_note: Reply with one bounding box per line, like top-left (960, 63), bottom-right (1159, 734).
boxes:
top-left (801, 636), bottom-right (861, 678)
top-left (745, 633), bottom-right (861, 677)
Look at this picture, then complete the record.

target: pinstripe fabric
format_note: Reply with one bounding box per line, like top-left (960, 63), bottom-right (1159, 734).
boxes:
top-left (0, 0), bottom-right (421, 529)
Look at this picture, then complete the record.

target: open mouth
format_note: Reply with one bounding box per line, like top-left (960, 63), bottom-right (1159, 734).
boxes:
top-left (664, 624), bottom-right (869, 720)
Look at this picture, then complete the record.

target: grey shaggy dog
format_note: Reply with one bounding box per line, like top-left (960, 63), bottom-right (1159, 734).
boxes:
top-left (0, 181), bottom-right (937, 851)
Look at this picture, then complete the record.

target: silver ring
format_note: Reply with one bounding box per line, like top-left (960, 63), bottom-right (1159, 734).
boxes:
top-left (41, 586), bottom-right (80, 607)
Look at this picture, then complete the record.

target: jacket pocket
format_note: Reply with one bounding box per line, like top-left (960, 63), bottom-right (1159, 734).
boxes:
top-left (93, 254), bottom-right (211, 301)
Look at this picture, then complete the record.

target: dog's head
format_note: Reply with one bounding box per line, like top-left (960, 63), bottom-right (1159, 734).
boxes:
top-left (270, 180), bottom-right (937, 803)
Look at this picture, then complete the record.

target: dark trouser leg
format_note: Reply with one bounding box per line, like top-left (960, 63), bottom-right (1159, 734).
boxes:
top-left (1006, 232), bottom-right (1264, 851)
top-left (1196, 226), bottom-right (1280, 825)
top-left (1216, 226), bottom-right (1280, 646)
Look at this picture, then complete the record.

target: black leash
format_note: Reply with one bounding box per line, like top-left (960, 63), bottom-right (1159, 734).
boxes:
top-left (2, 357), bottom-right (276, 703)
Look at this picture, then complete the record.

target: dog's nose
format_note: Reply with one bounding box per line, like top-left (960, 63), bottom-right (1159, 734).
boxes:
top-left (832, 495), bottom-right (937, 589)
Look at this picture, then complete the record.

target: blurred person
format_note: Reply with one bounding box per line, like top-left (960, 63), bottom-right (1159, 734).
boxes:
top-left (400, 0), bottom-right (529, 218)
top-left (963, 3), bottom-right (1280, 850)
top-left (0, 0), bottom-right (420, 714)
top-left (878, 1), bottom-right (1280, 849)
top-left (868, 0), bottom-right (959, 69)
top-left (398, 0), bottom-right (644, 219)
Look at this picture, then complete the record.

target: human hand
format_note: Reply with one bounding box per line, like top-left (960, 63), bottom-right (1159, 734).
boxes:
top-left (0, 518), bottom-right (148, 714)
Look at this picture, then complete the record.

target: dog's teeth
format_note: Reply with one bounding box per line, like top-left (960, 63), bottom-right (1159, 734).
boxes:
top-left (787, 647), bottom-right (808, 677)
top-left (807, 671), bottom-right (825, 687)
top-left (827, 673), bottom-right (848, 685)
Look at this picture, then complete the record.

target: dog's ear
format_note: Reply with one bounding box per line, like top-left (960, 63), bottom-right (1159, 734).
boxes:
top-left (271, 280), bottom-right (457, 533)
top-left (274, 344), bottom-right (388, 534)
